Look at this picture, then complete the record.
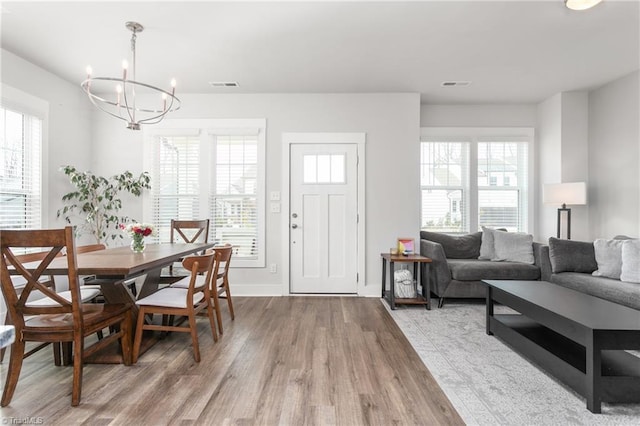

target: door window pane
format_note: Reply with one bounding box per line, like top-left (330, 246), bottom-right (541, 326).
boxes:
top-left (303, 154), bottom-right (346, 184)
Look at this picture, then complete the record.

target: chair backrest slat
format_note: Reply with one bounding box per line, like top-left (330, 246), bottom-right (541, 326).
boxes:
top-left (170, 219), bottom-right (210, 244)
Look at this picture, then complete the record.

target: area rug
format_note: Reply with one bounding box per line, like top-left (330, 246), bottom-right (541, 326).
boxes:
top-left (385, 300), bottom-right (640, 426)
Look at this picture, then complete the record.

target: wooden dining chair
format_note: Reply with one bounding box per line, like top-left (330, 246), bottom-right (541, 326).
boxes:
top-left (162, 219), bottom-right (210, 283)
top-left (211, 244), bottom-right (234, 335)
top-left (133, 252), bottom-right (217, 363)
top-left (0, 227), bottom-right (133, 407)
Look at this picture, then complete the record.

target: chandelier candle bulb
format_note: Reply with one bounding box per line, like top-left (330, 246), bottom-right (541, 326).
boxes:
top-left (116, 84), bottom-right (122, 106)
top-left (122, 60), bottom-right (128, 79)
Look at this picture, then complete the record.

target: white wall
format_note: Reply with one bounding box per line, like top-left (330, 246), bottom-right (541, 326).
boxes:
top-left (1, 48), bottom-right (93, 230)
top-left (536, 94), bottom-right (562, 241)
top-left (92, 93), bottom-right (421, 296)
top-left (535, 91), bottom-right (591, 242)
top-left (588, 70), bottom-right (640, 239)
top-left (420, 104), bottom-right (537, 128)
top-left (560, 91), bottom-right (589, 241)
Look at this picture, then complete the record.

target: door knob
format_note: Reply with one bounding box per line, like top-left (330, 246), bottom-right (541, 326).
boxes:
top-left (291, 224), bottom-right (298, 229)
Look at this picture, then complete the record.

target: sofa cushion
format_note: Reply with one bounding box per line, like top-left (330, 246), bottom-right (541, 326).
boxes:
top-left (550, 272), bottom-right (640, 310)
top-left (493, 231), bottom-right (534, 264)
top-left (420, 231), bottom-right (482, 259)
top-left (548, 237), bottom-right (597, 274)
top-left (448, 259), bottom-right (540, 281)
top-left (592, 238), bottom-right (624, 279)
top-left (621, 239), bottom-right (640, 283)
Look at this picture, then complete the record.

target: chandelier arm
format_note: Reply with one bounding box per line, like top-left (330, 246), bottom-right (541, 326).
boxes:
top-left (83, 89), bottom-right (135, 122)
top-left (83, 78), bottom-right (180, 112)
top-left (121, 81), bottom-right (136, 124)
top-left (137, 97), bottom-right (180, 124)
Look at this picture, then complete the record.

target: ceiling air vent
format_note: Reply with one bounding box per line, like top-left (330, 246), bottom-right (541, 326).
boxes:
top-left (441, 81), bottom-right (471, 87)
top-left (209, 81), bottom-right (239, 87)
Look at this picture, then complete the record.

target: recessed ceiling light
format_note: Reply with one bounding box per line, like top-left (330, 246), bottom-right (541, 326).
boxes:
top-left (441, 81), bottom-right (472, 87)
top-left (565, 0), bottom-right (603, 11)
top-left (209, 81), bottom-right (239, 87)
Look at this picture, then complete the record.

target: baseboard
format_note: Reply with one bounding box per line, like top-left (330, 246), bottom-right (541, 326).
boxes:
top-left (229, 283), bottom-right (284, 296)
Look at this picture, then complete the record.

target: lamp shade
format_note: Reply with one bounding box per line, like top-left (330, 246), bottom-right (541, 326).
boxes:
top-left (565, 0), bottom-right (603, 11)
top-left (543, 182), bottom-right (587, 206)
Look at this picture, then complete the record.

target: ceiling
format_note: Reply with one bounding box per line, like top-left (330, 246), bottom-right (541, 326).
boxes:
top-left (1, 1), bottom-right (639, 104)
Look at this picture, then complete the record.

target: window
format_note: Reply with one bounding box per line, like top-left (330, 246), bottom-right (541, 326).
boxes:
top-left (151, 136), bottom-right (201, 243)
top-left (146, 119), bottom-right (266, 267)
top-left (212, 135), bottom-right (259, 259)
top-left (420, 141), bottom-right (469, 233)
top-left (303, 154), bottom-right (345, 183)
top-left (0, 105), bottom-right (42, 231)
top-left (421, 128), bottom-right (533, 233)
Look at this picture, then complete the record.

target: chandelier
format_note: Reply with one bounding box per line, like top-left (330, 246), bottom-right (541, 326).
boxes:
top-left (81, 22), bottom-right (181, 130)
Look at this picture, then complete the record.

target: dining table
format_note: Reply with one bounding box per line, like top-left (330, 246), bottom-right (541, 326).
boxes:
top-left (18, 242), bottom-right (215, 362)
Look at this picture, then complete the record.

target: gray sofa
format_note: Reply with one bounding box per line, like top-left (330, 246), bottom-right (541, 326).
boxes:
top-left (420, 231), bottom-right (543, 307)
top-left (539, 237), bottom-right (640, 311)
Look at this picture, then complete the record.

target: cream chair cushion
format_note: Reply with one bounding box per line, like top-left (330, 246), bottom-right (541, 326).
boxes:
top-left (25, 288), bottom-right (102, 307)
top-left (135, 287), bottom-right (204, 309)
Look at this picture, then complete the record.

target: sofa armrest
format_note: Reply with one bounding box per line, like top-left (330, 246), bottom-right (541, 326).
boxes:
top-left (420, 239), bottom-right (451, 295)
top-left (534, 242), bottom-right (552, 281)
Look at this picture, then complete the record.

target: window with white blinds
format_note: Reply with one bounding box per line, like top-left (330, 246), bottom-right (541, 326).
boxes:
top-left (146, 119), bottom-right (266, 267)
top-left (0, 106), bottom-right (42, 231)
top-left (478, 141), bottom-right (528, 231)
top-left (420, 141), bottom-right (469, 233)
top-left (421, 128), bottom-right (533, 234)
top-left (151, 136), bottom-right (201, 243)
top-left (212, 135), bottom-right (259, 259)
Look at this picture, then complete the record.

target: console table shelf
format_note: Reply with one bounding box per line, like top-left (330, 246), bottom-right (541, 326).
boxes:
top-left (380, 253), bottom-right (432, 310)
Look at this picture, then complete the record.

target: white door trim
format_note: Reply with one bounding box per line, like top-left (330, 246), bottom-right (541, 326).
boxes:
top-left (282, 133), bottom-right (366, 296)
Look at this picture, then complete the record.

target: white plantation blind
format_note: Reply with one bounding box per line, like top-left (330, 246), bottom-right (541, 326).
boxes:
top-left (421, 128), bottom-right (532, 234)
top-left (420, 141), bottom-right (469, 233)
top-left (151, 136), bottom-right (201, 243)
top-left (212, 135), bottom-right (259, 259)
top-left (0, 106), bottom-right (42, 230)
top-left (477, 141), bottom-right (528, 232)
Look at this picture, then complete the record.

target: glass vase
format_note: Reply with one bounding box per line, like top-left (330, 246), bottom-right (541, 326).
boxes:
top-left (130, 234), bottom-right (146, 253)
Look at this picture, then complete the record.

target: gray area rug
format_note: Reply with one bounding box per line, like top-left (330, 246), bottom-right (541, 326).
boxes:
top-left (385, 300), bottom-right (640, 425)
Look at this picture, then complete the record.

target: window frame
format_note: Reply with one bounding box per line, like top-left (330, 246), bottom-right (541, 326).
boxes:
top-left (420, 127), bottom-right (535, 234)
top-left (144, 119), bottom-right (266, 268)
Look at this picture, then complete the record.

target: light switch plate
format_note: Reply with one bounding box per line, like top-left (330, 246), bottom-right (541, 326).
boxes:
top-left (270, 191), bottom-right (280, 201)
top-left (270, 202), bottom-right (280, 213)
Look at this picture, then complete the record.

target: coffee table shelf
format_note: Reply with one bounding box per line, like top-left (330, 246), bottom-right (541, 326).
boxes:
top-left (491, 314), bottom-right (640, 404)
top-left (485, 280), bottom-right (640, 413)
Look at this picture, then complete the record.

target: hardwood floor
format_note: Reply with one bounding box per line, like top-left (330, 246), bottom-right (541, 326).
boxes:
top-left (0, 297), bottom-right (463, 425)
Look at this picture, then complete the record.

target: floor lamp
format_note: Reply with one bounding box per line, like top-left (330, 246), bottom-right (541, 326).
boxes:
top-left (543, 182), bottom-right (587, 240)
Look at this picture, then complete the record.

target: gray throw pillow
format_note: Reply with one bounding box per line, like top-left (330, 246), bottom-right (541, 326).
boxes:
top-left (420, 231), bottom-right (482, 259)
top-left (548, 237), bottom-right (597, 274)
top-left (493, 231), bottom-right (534, 264)
top-left (592, 238), bottom-right (624, 279)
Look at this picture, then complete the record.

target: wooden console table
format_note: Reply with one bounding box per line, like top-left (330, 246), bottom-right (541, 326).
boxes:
top-left (381, 253), bottom-right (432, 310)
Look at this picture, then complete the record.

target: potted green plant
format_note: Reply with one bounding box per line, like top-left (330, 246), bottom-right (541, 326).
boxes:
top-left (57, 165), bottom-right (152, 244)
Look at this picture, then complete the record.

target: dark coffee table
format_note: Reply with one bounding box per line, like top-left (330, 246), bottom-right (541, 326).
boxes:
top-left (484, 280), bottom-right (640, 413)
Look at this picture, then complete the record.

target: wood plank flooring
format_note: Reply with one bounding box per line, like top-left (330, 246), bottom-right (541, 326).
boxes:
top-left (0, 297), bottom-right (463, 425)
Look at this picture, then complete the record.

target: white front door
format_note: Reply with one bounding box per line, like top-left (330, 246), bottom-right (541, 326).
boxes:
top-left (290, 143), bottom-right (358, 294)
